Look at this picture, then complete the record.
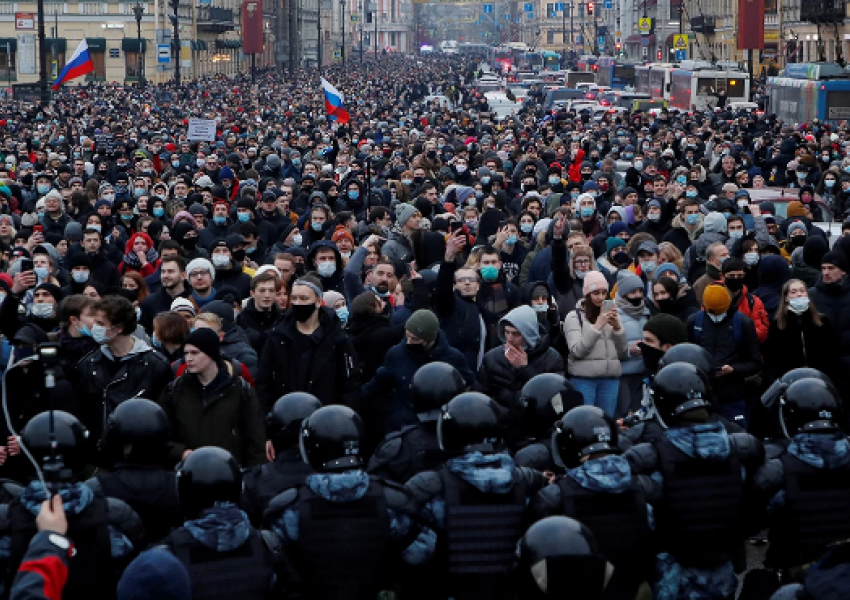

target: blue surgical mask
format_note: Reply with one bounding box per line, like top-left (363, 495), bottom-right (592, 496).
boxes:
top-left (708, 312), bottom-right (726, 323)
top-left (134, 187), bottom-right (145, 197)
top-left (348, 190), bottom-right (359, 200)
top-left (402, 179), bottom-right (412, 185)
top-left (151, 332), bottom-right (161, 348)
top-left (797, 172), bottom-right (807, 179)
top-left (31, 303), bottom-right (54, 318)
top-left (571, 192), bottom-right (580, 200)
top-left (722, 212), bottom-right (731, 218)
top-left (91, 324), bottom-right (115, 344)
top-left (37, 184), bottom-right (50, 194)
top-left (549, 177), bottom-right (560, 185)
top-left (686, 190), bottom-right (698, 198)
top-left (677, 175), bottom-right (687, 185)
top-left (685, 213), bottom-right (701, 226)
top-left (213, 215), bottom-right (227, 225)
top-left (89, 224), bottom-right (101, 232)
top-left (336, 306), bottom-right (350, 322)
top-left (580, 207), bottom-right (594, 218)
top-left (520, 223), bottom-right (533, 233)
top-left (480, 265), bottom-right (499, 282)
top-left (34, 267), bottom-right (48, 279)
top-left (789, 296), bottom-right (810, 314)
top-left (72, 271), bottom-right (89, 283)
top-left (826, 179), bottom-right (836, 188)
top-left (76, 322), bottom-right (92, 337)
top-left (311, 221), bottom-right (323, 232)
top-left (153, 207), bottom-right (165, 217)
top-left (237, 212), bottom-right (251, 222)
top-left (729, 230), bottom-right (744, 239)
top-left (640, 260), bottom-right (657, 274)
top-left (317, 261), bottom-right (336, 277)
top-left (135, 306), bottom-right (141, 321)
top-left (481, 176), bottom-right (491, 184)
top-left (506, 235), bottom-right (518, 245)
top-left (172, 160), bottom-right (180, 168)
top-left (744, 252), bottom-right (759, 266)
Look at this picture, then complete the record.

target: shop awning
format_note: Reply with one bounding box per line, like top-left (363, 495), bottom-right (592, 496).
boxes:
top-left (198, 40), bottom-right (208, 50)
top-left (626, 34), bottom-right (655, 44)
top-left (86, 37), bottom-right (106, 51)
top-left (0, 39), bottom-right (16, 52)
top-left (45, 38), bottom-right (66, 53)
top-left (216, 39), bottom-right (243, 49)
top-left (121, 38), bottom-right (147, 52)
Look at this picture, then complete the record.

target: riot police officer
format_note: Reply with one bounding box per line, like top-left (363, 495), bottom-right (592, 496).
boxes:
top-left (405, 392), bottom-right (547, 600)
top-left (752, 377), bottom-right (850, 584)
top-left (158, 446), bottom-right (288, 600)
top-left (760, 367), bottom-right (837, 452)
top-left (368, 362), bottom-right (465, 483)
top-left (87, 398), bottom-right (183, 543)
top-left (265, 405), bottom-right (435, 600)
top-left (512, 373), bottom-right (585, 471)
top-left (625, 342), bottom-right (744, 445)
top-left (2, 411), bottom-right (144, 600)
top-left (516, 516), bottom-right (611, 600)
top-left (626, 364), bottom-right (764, 600)
top-left (241, 392), bottom-right (321, 524)
top-left (530, 406), bottom-right (655, 599)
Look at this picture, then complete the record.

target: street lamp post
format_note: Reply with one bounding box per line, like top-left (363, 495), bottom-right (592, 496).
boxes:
top-left (170, 0), bottom-right (180, 86)
top-left (373, 7), bottom-right (378, 57)
top-left (132, 1), bottom-right (145, 88)
top-left (341, 0), bottom-right (346, 65)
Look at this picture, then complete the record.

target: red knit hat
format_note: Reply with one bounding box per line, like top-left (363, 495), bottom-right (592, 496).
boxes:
top-left (331, 225), bottom-right (354, 245)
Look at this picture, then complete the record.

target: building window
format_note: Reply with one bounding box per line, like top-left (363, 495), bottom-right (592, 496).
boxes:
top-left (0, 44), bottom-right (16, 81)
top-left (81, 3), bottom-right (106, 14)
top-left (125, 52), bottom-right (144, 78)
top-left (547, 29), bottom-right (555, 43)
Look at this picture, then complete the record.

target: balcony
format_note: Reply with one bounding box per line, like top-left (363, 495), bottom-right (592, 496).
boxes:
top-left (197, 6), bottom-right (236, 32)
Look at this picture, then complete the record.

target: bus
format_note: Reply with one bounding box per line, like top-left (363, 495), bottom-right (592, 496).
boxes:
top-left (577, 55), bottom-right (598, 72)
top-left (439, 40), bottom-right (459, 54)
top-left (488, 46), bottom-right (513, 72)
top-left (595, 57), bottom-right (636, 90)
top-left (635, 63), bottom-right (677, 99)
top-left (543, 51), bottom-right (561, 70)
top-left (564, 70), bottom-right (596, 88)
top-left (669, 61), bottom-right (750, 111)
top-left (517, 51), bottom-right (544, 71)
top-left (767, 62), bottom-right (850, 125)
top-left (458, 43), bottom-right (489, 58)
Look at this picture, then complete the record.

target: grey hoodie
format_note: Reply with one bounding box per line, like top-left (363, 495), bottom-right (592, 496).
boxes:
top-left (498, 305), bottom-right (540, 350)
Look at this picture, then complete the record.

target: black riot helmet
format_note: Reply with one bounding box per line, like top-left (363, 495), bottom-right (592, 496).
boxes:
top-left (176, 446), bottom-right (242, 518)
top-left (516, 516), bottom-right (607, 599)
top-left (519, 374), bottom-right (584, 439)
top-left (299, 405), bottom-right (366, 472)
top-left (552, 406), bottom-right (619, 469)
top-left (650, 363), bottom-right (710, 428)
top-left (22, 411), bottom-right (89, 482)
top-left (657, 342), bottom-right (714, 376)
top-left (437, 392), bottom-right (504, 453)
top-left (267, 392), bottom-right (323, 452)
top-left (781, 367), bottom-right (834, 388)
top-left (781, 378), bottom-right (843, 438)
top-left (100, 398), bottom-right (170, 466)
top-left (762, 367), bottom-right (835, 414)
top-left (411, 362), bottom-right (467, 421)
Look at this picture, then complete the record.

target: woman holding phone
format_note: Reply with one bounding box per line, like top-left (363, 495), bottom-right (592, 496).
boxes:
top-left (564, 271), bottom-right (628, 416)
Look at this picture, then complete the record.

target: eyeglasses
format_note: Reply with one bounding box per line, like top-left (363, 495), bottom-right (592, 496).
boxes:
top-left (456, 276), bottom-right (477, 283)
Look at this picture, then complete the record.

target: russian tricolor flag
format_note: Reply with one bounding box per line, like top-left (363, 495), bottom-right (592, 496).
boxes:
top-left (321, 77), bottom-right (350, 124)
top-left (52, 39), bottom-right (95, 90)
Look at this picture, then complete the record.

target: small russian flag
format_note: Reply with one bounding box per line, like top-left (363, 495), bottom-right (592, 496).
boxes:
top-left (321, 77), bottom-right (350, 125)
top-left (53, 39), bottom-right (95, 90)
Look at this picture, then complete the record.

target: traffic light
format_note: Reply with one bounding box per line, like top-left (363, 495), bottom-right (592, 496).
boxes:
top-left (656, 49), bottom-right (662, 60)
top-left (587, 1), bottom-right (594, 14)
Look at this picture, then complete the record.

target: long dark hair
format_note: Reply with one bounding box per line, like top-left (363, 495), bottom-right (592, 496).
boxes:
top-left (584, 293), bottom-right (601, 324)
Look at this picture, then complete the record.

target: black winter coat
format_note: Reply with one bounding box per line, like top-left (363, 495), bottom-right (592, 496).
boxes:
top-left (236, 299), bottom-right (285, 356)
top-left (139, 285), bottom-right (192, 332)
top-left (345, 312), bottom-right (405, 382)
top-left (256, 307), bottom-right (362, 413)
top-left (808, 276), bottom-right (850, 369)
top-left (763, 312), bottom-right (841, 386)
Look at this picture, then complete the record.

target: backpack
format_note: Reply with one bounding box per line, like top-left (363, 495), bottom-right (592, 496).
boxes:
top-left (693, 310), bottom-right (743, 345)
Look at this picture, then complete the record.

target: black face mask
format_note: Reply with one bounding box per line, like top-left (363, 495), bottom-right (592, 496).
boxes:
top-left (725, 278), bottom-right (745, 293)
top-left (182, 237), bottom-right (197, 250)
top-left (406, 342), bottom-right (428, 355)
top-left (626, 296), bottom-right (643, 307)
top-left (656, 298), bottom-right (676, 314)
top-left (292, 303), bottom-right (317, 323)
top-left (295, 263), bottom-right (306, 277)
top-left (231, 249), bottom-right (246, 263)
top-left (612, 252), bottom-right (632, 268)
top-left (638, 342), bottom-right (665, 375)
top-left (791, 235), bottom-right (807, 247)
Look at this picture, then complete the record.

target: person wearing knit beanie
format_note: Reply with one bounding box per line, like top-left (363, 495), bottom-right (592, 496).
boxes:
top-left (821, 250), bottom-right (850, 275)
top-left (184, 327), bottom-right (222, 364)
top-left (787, 201), bottom-right (807, 218)
top-left (702, 283), bottom-right (732, 316)
top-left (118, 549), bottom-right (191, 600)
top-left (606, 236), bottom-right (627, 255)
top-left (583, 271), bottom-right (608, 296)
top-left (643, 314), bottom-right (688, 347)
top-left (405, 309), bottom-right (440, 346)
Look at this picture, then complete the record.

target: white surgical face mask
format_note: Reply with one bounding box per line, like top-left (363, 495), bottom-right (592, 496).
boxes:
top-left (789, 296), bottom-right (810, 314)
top-left (708, 312), bottom-right (726, 323)
top-left (212, 254), bottom-right (230, 268)
top-left (30, 303), bottom-right (55, 318)
top-left (317, 261), bottom-right (337, 277)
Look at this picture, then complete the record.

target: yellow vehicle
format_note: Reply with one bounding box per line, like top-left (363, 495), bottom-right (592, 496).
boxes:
top-left (631, 98), bottom-right (669, 113)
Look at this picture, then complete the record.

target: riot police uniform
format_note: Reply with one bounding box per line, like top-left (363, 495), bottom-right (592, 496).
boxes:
top-left (512, 373), bottom-right (585, 471)
top-left (530, 406), bottom-right (655, 599)
top-left (241, 392), bottom-right (321, 524)
top-left (265, 405), bottom-right (433, 600)
top-left (368, 362), bottom-right (465, 483)
top-left (86, 398), bottom-right (183, 543)
top-left (626, 364), bottom-right (764, 600)
top-left (2, 411), bottom-right (144, 600)
top-left (406, 392), bottom-right (547, 600)
top-left (158, 446), bottom-right (288, 600)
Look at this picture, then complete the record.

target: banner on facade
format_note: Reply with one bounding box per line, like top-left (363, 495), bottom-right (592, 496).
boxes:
top-left (242, 0), bottom-right (264, 54)
top-left (737, 0), bottom-right (764, 50)
top-left (17, 34), bottom-right (35, 74)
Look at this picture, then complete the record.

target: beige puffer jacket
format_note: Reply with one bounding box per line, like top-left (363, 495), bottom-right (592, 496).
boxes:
top-left (564, 299), bottom-right (628, 378)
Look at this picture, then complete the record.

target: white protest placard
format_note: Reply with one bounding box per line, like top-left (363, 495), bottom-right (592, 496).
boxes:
top-left (187, 118), bottom-right (217, 142)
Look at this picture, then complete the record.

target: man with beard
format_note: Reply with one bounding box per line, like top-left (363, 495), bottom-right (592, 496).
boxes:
top-left (139, 255), bottom-right (191, 332)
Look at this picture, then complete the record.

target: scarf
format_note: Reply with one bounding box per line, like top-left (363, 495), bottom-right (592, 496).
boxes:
top-left (123, 246), bottom-right (159, 269)
top-left (615, 292), bottom-right (647, 319)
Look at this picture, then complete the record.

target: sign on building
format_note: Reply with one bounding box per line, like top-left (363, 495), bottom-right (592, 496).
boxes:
top-left (15, 13), bottom-right (34, 30)
top-left (17, 34), bottom-right (35, 74)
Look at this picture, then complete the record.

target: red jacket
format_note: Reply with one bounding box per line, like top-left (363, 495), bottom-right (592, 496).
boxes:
top-left (567, 149), bottom-right (586, 183)
top-left (737, 286), bottom-right (770, 344)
